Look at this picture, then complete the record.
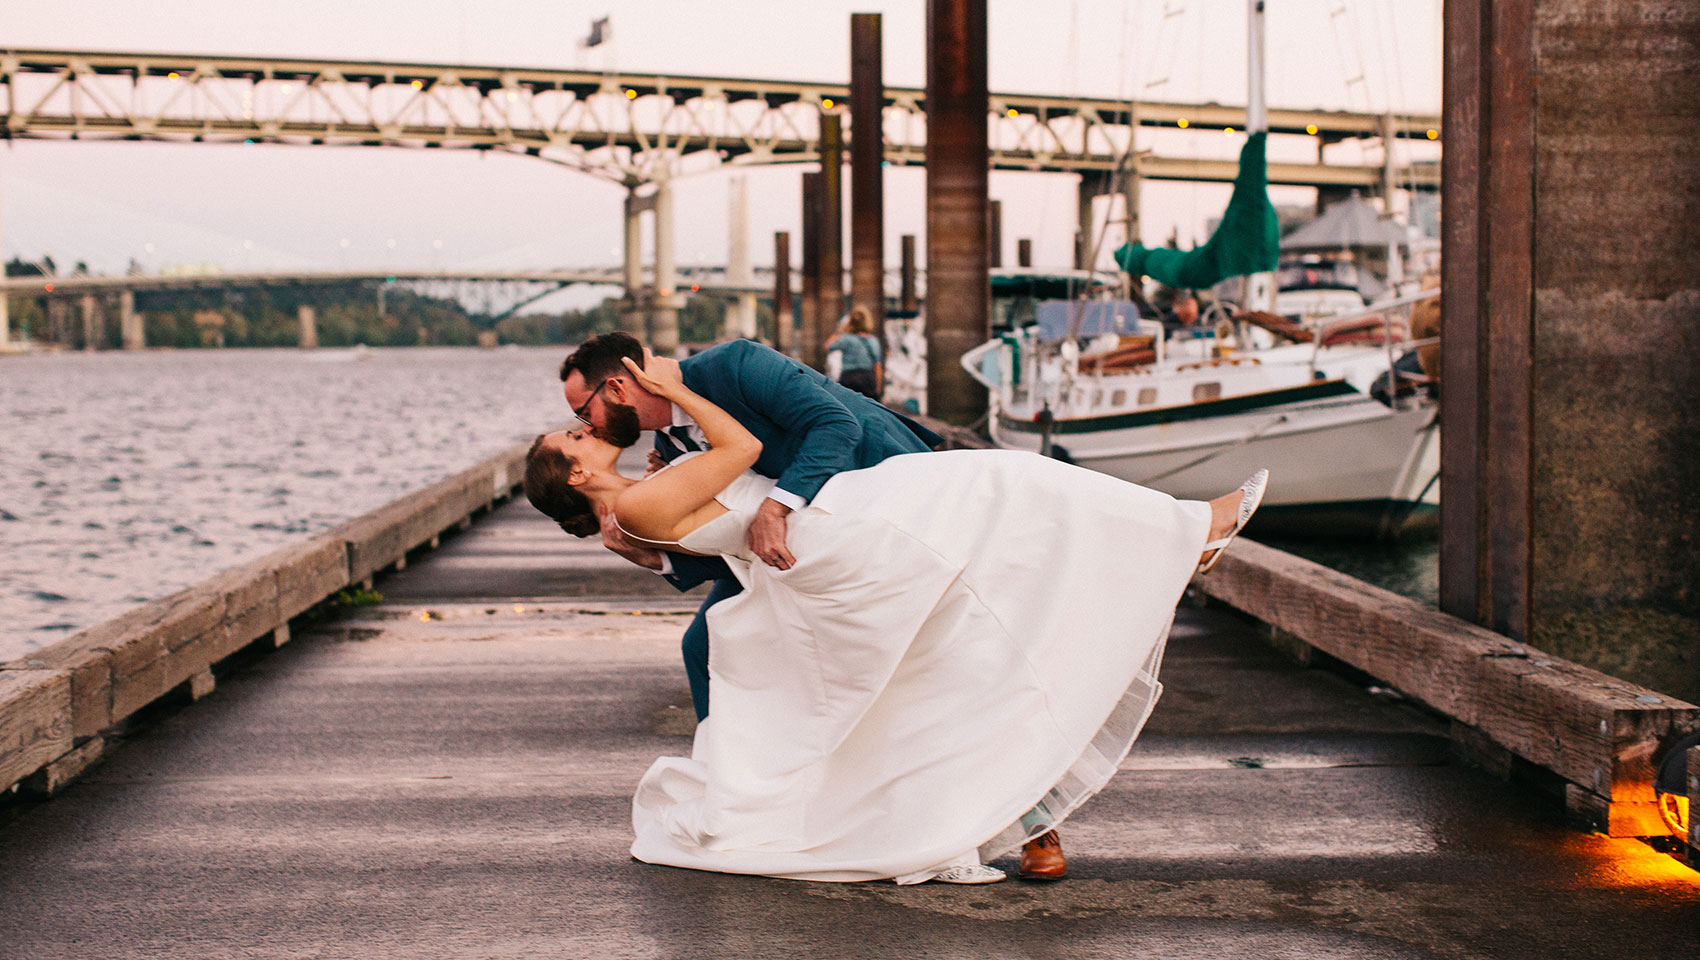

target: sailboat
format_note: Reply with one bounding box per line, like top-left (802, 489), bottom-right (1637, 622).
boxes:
top-left (963, 3), bottom-right (1440, 540)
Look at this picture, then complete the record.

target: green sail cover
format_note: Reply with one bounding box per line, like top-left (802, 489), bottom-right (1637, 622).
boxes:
top-left (1113, 131), bottom-right (1279, 289)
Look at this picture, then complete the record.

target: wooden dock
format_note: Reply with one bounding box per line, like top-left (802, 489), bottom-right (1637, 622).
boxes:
top-left (2, 445), bottom-right (1697, 957)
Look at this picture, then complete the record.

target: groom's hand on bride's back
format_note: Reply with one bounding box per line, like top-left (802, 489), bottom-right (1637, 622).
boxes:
top-left (599, 505), bottom-right (664, 571)
top-left (748, 499), bottom-right (796, 571)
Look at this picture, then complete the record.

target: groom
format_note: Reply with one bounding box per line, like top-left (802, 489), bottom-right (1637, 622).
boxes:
top-left (560, 331), bottom-right (1069, 881)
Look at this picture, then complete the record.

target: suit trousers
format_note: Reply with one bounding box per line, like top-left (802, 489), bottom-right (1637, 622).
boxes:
top-left (684, 576), bottom-right (744, 721)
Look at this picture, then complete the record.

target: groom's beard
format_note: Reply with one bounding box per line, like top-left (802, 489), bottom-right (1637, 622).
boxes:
top-left (596, 401), bottom-right (643, 448)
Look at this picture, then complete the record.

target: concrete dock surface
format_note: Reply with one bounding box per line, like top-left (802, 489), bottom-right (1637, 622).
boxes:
top-left (3, 484), bottom-right (1697, 958)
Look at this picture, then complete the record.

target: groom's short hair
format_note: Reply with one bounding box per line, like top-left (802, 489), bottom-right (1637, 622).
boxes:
top-left (560, 331), bottom-right (644, 385)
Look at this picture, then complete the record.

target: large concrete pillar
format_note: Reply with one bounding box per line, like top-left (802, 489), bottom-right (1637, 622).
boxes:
top-left (297, 304), bottom-right (318, 348)
top-left (815, 112), bottom-right (845, 368)
top-left (773, 231), bottom-right (793, 353)
top-left (800, 171), bottom-right (822, 365)
top-left (849, 12), bottom-right (886, 333)
top-left (1122, 162), bottom-right (1142, 252)
top-left (620, 186), bottom-right (647, 338)
top-left (1074, 169), bottom-right (1115, 270)
top-left (650, 177), bottom-right (681, 355)
top-left (119, 290), bottom-right (143, 350)
top-left (1380, 113), bottom-right (1400, 217)
top-left (924, 0), bottom-right (989, 424)
top-left (80, 294), bottom-right (101, 351)
top-left (1441, 0), bottom-right (1700, 715)
top-left (724, 176), bottom-right (757, 340)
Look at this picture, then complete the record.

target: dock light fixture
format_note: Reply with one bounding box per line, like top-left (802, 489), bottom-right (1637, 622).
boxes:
top-left (1006, 108), bottom-right (1019, 118)
top-left (167, 71), bottom-right (180, 79)
top-left (625, 88), bottom-right (638, 99)
top-left (822, 97), bottom-right (835, 108)
top-left (410, 79), bottom-right (424, 90)
top-left (1176, 118), bottom-right (1189, 128)
top-left (1305, 123), bottom-right (1319, 135)
top-left (1426, 128), bottom-right (1440, 140)
top-left (1224, 126), bottom-right (1236, 134)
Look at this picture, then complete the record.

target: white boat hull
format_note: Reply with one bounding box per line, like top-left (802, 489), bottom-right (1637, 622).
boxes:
top-left (992, 389), bottom-right (1439, 540)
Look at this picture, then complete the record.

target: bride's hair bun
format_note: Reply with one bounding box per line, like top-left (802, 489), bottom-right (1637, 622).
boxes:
top-left (560, 510), bottom-right (600, 538)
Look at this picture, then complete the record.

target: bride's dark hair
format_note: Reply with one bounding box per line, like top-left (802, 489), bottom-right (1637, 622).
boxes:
top-left (524, 434), bottom-right (599, 537)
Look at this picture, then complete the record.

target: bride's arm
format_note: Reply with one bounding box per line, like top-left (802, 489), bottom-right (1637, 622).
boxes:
top-left (612, 353), bottom-right (762, 541)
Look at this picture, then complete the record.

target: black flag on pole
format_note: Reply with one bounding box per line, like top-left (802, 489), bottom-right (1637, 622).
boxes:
top-left (586, 17), bottom-right (611, 48)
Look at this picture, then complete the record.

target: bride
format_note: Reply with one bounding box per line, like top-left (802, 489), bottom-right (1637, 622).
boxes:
top-left (524, 353), bottom-right (1266, 885)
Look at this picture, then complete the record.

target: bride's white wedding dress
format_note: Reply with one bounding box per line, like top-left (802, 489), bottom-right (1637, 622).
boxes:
top-left (629, 449), bottom-right (1210, 883)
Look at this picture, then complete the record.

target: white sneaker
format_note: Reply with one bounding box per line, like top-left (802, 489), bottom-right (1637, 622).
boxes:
top-left (929, 863), bottom-right (1007, 885)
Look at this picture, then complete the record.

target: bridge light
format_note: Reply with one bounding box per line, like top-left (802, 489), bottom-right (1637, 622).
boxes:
top-left (410, 79), bottom-right (424, 90)
top-left (1006, 108), bottom-right (1018, 118)
top-left (1305, 123), bottom-right (1319, 135)
top-left (1426, 128), bottom-right (1439, 140)
top-left (625, 88), bottom-right (638, 99)
top-left (167, 71), bottom-right (180, 80)
top-left (690, 283), bottom-right (700, 292)
top-left (1176, 118), bottom-right (1189, 128)
top-left (1223, 126), bottom-right (1236, 135)
top-left (44, 283), bottom-right (54, 293)
top-left (821, 97), bottom-right (834, 109)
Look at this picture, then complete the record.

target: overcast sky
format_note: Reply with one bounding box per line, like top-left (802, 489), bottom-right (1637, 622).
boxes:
top-left (1, 0), bottom-right (1440, 309)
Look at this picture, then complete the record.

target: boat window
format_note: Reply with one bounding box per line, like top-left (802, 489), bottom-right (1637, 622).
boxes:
top-left (1138, 387), bottom-right (1157, 406)
top-left (1110, 389), bottom-right (1126, 406)
top-left (1193, 382), bottom-right (1222, 402)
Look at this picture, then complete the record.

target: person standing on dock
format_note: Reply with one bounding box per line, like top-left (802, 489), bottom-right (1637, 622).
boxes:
top-left (825, 306), bottom-right (885, 401)
top-left (559, 331), bottom-right (1073, 881)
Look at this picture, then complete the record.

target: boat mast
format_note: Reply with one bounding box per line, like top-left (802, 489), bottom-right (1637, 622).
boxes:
top-left (1243, 0), bottom-right (1276, 313)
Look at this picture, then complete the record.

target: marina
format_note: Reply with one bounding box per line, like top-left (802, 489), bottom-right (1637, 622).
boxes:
top-left (2, 0), bottom-right (1697, 953)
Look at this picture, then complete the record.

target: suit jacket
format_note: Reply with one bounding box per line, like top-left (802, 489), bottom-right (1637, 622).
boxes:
top-left (656, 338), bottom-right (942, 591)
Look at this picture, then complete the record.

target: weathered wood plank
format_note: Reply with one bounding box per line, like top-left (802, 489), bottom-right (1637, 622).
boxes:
top-left (19, 735), bottom-right (104, 797)
top-left (0, 670), bottom-right (72, 793)
top-left (1196, 540), bottom-right (1698, 834)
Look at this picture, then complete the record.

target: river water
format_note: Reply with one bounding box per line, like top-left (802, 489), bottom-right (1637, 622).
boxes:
top-left (1, 347), bottom-right (569, 661)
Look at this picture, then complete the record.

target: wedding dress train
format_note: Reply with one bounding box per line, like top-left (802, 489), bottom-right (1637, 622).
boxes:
top-left (629, 449), bottom-right (1210, 883)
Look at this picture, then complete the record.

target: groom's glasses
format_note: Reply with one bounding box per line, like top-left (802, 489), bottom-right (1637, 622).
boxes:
top-left (572, 378), bottom-right (611, 425)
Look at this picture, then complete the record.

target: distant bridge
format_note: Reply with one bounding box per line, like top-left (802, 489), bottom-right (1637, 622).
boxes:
top-left (0, 265), bottom-right (789, 347)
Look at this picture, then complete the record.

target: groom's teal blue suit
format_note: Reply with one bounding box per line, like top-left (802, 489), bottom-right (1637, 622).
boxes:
top-left (653, 339), bottom-right (941, 720)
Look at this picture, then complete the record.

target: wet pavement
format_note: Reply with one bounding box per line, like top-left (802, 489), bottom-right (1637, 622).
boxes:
top-left (2, 472), bottom-right (1697, 959)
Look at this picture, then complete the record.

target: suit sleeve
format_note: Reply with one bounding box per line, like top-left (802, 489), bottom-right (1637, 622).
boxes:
top-left (725, 340), bottom-right (862, 504)
top-left (661, 551), bottom-right (732, 591)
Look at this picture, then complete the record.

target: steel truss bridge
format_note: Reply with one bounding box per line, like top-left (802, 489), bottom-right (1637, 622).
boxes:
top-left (1, 48), bottom-right (1439, 189)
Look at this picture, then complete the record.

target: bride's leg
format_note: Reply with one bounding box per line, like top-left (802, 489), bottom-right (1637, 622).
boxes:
top-left (1199, 491), bottom-right (1242, 564)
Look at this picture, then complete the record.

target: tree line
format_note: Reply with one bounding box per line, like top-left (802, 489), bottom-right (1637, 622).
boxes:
top-left (4, 257), bottom-right (746, 348)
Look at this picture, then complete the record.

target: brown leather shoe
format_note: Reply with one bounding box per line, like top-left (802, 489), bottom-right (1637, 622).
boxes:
top-left (1019, 829), bottom-right (1067, 881)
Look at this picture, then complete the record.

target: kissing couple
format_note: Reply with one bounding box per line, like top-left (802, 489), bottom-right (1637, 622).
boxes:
top-left (525, 332), bottom-right (1266, 884)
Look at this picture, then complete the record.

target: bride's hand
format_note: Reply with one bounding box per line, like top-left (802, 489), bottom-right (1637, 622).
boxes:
top-left (621, 352), bottom-right (685, 398)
